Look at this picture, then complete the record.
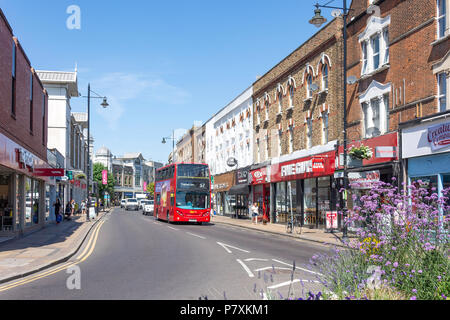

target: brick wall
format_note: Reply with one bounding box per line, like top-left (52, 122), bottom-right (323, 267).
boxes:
top-left (252, 18), bottom-right (344, 162)
top-left (346, 0), bottom-right (448, 141)
top-left (0, 8), bottom-right (48, 161)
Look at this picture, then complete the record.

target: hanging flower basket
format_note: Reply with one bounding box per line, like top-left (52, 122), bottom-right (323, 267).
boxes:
top-left (349, 144), bottom-right (373, 160)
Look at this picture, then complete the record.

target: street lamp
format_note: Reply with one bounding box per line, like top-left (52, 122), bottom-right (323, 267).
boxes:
top-left (162, 130), bottom-right (176, 163)
top-left (309, 0), bottom-right (351, 242)
top-left (81, 83), bottom-right (109, 220)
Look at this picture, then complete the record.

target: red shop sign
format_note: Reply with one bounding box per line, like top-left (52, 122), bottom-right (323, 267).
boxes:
top-left (33, 168), bottom-right (64, 177)
top-left (250, 167), bottom-right (268, 185)
top-left (271, 151), bottom-right (335, 182)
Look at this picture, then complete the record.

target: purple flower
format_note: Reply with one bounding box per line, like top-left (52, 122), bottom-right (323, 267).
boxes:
top-left (391, 246), bottom-right (397, 251)
top-left (410, 296), bottom-right (417, 300)
top-left (393, 262), bottom-right (398, 268)
top-left (412, 289), bottom-right (417, 293)
top-left (418, 270), bottom-right (422, 274)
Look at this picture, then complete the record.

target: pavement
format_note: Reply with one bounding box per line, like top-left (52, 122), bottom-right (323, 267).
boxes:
top-left (211, 214), bottom-right (356, 248)
top-left (0, 208), bottom-right (110, 285)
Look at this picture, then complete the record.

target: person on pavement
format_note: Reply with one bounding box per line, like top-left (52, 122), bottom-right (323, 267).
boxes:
top-left (54, 198), bottom-right (62, 224)
top-left (251, 202), bottom-right (259, 225)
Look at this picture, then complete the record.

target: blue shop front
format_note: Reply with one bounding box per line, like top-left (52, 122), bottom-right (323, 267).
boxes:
top-left (401, 112), bottom-right (450, 209)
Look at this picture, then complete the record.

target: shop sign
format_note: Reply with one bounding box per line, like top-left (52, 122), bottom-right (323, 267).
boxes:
top-left (236, 168), bottom-right (249, 185)
top-left (348, 170), bottom-right (380, 189)
top-left (227, 157), bottom-right (238, 167)
top-left (33, 168), bottom-right (65, 177)
top-left (250, 167), bottom-right (269, 185)
top-left (427, 122), bottom-right (450, 151)
top-left (15, 148), bottom-right (34, 171)
top-left (326, 211), bottom-right (338, 230)
top-left (312, 158), bottom-right (325, 173)
top-left (375, 146), bottom-right (397, 158)
top-left (213, 183), bottom-right (229, 190)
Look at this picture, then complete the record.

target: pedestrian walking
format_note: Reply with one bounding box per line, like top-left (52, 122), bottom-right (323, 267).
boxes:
top-left (70, 199), bottom-right (76, 216)
top-left (53, 198), bottom-right (62, 224)
top-left (251, 202), bottom-right (259, 225)
top-left (64, 201), bottom-right (72, 221)
top-left (81, 200), bottom-right (86, 216)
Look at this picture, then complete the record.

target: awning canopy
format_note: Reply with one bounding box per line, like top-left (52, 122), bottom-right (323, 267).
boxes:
top-left (228, 184), bottom-right (250, 195)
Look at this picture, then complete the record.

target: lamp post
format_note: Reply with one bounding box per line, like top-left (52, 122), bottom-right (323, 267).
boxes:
top-left (309, 1), bottom-right (351, 242)
top-left (82, 83), bottom-right (109, 221)
top-left (162, 130), bottom-right (176, 163)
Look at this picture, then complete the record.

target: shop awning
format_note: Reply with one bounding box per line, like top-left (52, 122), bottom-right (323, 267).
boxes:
top-left (228, 184), bottom-right (250, 195)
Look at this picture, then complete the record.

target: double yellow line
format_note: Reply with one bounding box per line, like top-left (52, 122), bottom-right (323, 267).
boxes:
top-left (0, 219), bottom-right (106, 292)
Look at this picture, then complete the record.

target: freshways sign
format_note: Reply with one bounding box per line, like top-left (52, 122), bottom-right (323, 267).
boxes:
top-left (428, 122), bottom-right (450, 151)
top-left (272, 151), bottom-right (335, 182)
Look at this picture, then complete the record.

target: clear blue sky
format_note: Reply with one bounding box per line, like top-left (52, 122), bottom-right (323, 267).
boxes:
top-left (1, 0), bottom-right (332, 164)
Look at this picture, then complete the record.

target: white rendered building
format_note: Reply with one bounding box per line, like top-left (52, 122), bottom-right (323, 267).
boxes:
top-left (205, 86), bottom-right (253, 175)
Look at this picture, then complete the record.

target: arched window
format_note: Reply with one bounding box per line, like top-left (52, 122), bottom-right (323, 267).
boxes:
top-left (307, 74), bottom-right (313, 98)
top-left (322, 64), bottom-right (328, 91)
top-left (289, 85), bottom-right (294, 107)
top-left (278, 91), bottom-right (283, 113)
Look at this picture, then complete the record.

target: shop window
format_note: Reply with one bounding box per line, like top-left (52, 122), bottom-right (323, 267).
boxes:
top-left (442, 174), bottom-right (450, 216)
top-left (45, 185), bottom-right (50, 222)
top-left (304, 178), bottom-right (316, 226)
top-left (0, 174), bottom-right (13, 231)
top-left (317, 177), bottom-right (331, 228)
top-left (15, 174), bottom-right (21, 230)
top-left (275, 182), bottom-right (287, 222)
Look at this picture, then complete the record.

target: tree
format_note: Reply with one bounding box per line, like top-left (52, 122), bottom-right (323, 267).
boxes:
top-left (93, 163), bottom-right (115, 201)
top-left (146, 182), bottom-right (155, 199)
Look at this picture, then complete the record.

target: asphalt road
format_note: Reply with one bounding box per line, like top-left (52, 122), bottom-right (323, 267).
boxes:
top-left (0, 207), bottom-right (332, 300)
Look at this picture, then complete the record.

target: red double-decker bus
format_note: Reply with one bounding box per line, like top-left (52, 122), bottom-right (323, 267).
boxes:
top-left (154, 163), bottom-right (211, 224)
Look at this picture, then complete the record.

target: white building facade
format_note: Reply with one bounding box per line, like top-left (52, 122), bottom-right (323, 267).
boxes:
top-left (205, 86), bottom-right (253, 176)
top-left (37, 70), bottom-right (89, 206)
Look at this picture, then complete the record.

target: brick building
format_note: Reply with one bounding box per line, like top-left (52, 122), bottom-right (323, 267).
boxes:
top-left (0, 8), bottom-right (50, 236)
top-left (251, 17), bottom-right (344, 226)
top-left (341, 0), bottom-right (449, 209)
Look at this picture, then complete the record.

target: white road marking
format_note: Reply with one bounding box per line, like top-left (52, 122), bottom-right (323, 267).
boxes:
top-left (186, 232), bottom-right (206, 239)
top-left (236, 259), bottom-right (255, 278)
top-left (244, 258), bottom-right (269, 262)
top-left (266, 279), bottom-right (320, 290)
top-left (168, 226), bottom-right (179, 231)
top-left (254, 266), bottom-right (292, 272)
top-left (272, 259), bottom-right (323, 276)
top-left (217, 242), bottom-right (250, 254)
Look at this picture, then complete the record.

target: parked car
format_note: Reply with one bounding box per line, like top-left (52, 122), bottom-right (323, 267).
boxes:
top-left (120, 199), bottom-right (126, 208)
top-left (141, 200), bottom-right (154, 215)
top-left (125, 198), bottom-right (139, 211)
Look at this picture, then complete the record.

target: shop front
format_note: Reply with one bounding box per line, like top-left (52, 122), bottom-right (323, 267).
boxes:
top-left (249, 162), bottom-right (271, 222)
top-left (334, 132), bottom-right (400, 227)
top-left (0, 133), bottom-right (50, 236)
top-left (401, 114), bottom-right (450, 219)
top-left (228, 166), bottom-right (251, 219)
top-left (271, 150), bottom-right (336, 228)
top-left (212, 171), bottom-right (234, 216)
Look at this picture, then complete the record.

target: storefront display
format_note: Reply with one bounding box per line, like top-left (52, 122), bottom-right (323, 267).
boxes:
top-left (0, 173), bottom-right (13, 231)
top-left (271, 150), bottom-right (336, 228)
